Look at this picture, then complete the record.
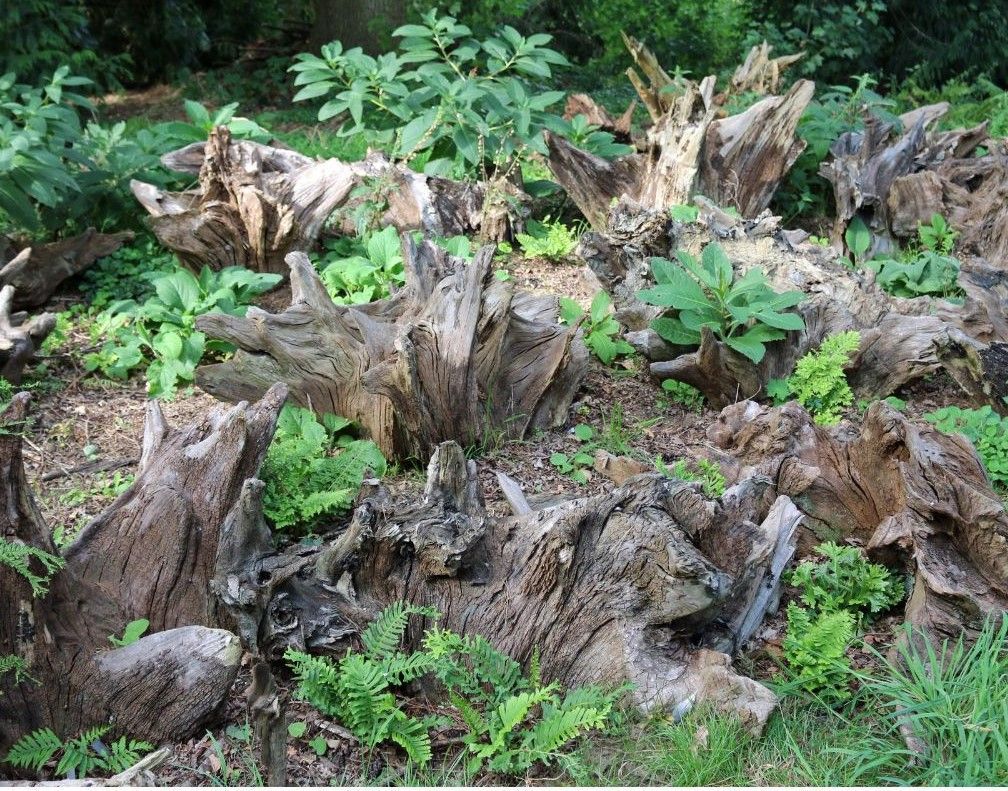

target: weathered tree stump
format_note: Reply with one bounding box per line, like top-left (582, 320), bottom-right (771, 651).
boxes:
top-left (545, 38), bottom-right (814, 227)
top-left (579, 200), bottom-right (1008, 410)
top-left (131, 128), bottom-right (525, 276)
top-left (0, 386), bottom-right (287, 752)
top-left (196, 238), bottom-right (588, 462)
top-left (0, 229), bottom-right (133, 310)
top-left (0, 287), bottom-right (56, 384)
top-left (709, 399), bottom-right (1008, 647)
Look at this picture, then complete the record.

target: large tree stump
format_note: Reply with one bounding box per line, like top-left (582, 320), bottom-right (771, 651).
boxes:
top-left (0, 386), bottom-right (288, 752)
top-left (579, 199), bottom-right (1008, 410)
top-left (820, 106), bottom-right (1008, 268)
top-left (0, 229), bottom-right (133, 310)
top-left (196, 238), bottom-right (588, 462)
top-left (131, 128), bottom-right (525, 276)
top-left (0, 286), bottom-right (56, 384)
top-left (709, 400), bottom-right (1008, 647)
top-left (545, 38), bottom-right (814, 227)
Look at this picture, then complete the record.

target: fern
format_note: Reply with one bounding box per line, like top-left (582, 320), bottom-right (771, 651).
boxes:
top-left (5, 727), bottom-right (62, 771)
top-left (789, 541), bottom-right (905, 616)
top-left (782, 604), bottom-right (855, 701)
top-left (0, 538), bottom-right (64, 597)
top-left (4, 725), bottom-right (149, 779)
top-left (261, 405), bottom-right (386, 532)
top-left (361, 601), bottom-right (436, 660)
top-left (769, 331), bottom-right (860, 425)
top-left (0, 654), bottom-right (31, 686)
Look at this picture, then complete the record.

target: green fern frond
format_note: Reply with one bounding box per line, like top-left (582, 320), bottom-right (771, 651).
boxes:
top-left (5, 727), bottom-right (62, 771)
top-left (361, 602), bottom-right (437, 660)
top-left (0, 538), bottom-right (64, 597)
top-left (388, 717), bottom-right (433, 765)
top-left (523, 705), bottom-right (609, 763)
top-left (0, 654), bottom-right (32, 686)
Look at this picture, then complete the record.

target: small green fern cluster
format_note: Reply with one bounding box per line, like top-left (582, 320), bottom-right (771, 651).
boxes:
top-left (783, 542), bottom-right (905, 701)
top-left (0, 654), bottom-right (31, 687)
top-left (656, 457), bottom-right (726, 497)
top-left (5, 725), bottom-right (151, 778)
top-left (286, 602), bottom-right (622, 775)
top-left (768, 331), bottom-right (860, 425)
top-left (261, 405), bottom-right (387, 532)
top-left (0, 538), bottom-right (64, 597)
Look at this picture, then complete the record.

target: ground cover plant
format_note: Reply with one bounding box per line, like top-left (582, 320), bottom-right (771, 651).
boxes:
top-left (1, 2), bottom-right (1007, 787)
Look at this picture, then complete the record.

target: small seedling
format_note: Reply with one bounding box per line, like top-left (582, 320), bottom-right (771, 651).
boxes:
top-left (559, 292), bottom-right (633, 365)
top-left (109, 618), bottom-right (150, 648)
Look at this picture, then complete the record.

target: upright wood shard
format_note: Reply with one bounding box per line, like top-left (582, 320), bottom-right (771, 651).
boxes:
top-left (546, 39), bottom-right (813, 226)
top-left (196, 238), bottom-right (588, 461)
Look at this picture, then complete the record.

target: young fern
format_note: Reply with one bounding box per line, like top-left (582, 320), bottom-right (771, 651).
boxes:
top-left (0, 538), bottom-right (64, 597)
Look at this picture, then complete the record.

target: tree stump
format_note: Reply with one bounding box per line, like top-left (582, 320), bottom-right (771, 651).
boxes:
top-left (196, 238), bottom-right (588, 462)
top-left (0, 287), bottom-right (56, 384)
top-left (131, 128), bottom-right (525, 276)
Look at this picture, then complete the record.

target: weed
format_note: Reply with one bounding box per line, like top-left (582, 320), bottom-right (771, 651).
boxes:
top-left (559, 292), bottom-right (633, 366)
top-left (516, 217), bottom-right (581, 260)
top-left (656, 457), bottom-right (726, 498)
top-left (924, 405), bottom-right (1008, 492)
top-left (659, 380), bottom-right (705, 412)
top-left (768, 331), bottom-right (860, 425)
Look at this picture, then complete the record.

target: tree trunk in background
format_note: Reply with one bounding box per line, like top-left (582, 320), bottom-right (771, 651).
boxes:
top-left (309, 0), bottom-right (406, 53)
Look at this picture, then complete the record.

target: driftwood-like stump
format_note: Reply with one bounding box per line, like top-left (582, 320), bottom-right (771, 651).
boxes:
top-left (0, 287), bottom-right (56, 384)
top-left (131, 128), bottom-right (524, 275)
top-left (580, 200), bottom-right (1008, 409)
top-left (820, 105), bottom-right (1008, 268)
top-left (196, 238), bottom-right (588, 462)
top-left (0, 387), bottom-right (288, 752)
top-left (545, 38), bottom-right (814, 227)
top-left (0, 229), bottom-right (133, 310)
top-left (710, 400), bottom-right (1008, 646)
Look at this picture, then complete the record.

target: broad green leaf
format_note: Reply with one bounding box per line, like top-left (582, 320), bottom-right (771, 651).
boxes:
top-left (651, 316), bottom-right (701, 346)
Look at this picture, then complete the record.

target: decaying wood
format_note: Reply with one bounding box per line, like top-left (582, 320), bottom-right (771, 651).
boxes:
top-left (248, 662), bottom-right (286, 787)
top-left (820, 106), bottom-right (1008, 268)
top-left (546, 38), bottom-right (813, 227)
top-left (0, 286), bottom-right (56, 384)
top-left (0, 387), bottom-right (287, 752)
top-left (709, 399), bottom-right (1008, 646)
top-left (579, 199), bottom-right (1008, 410)
top-left (0, 229), bottom-right (133, 309)
top-left (729, 42), bottom-right (804, 97)
top-left (196, 238), bottom-right (588, 462)
top-left (563, 94), bottom-right (635, 139)
top-left (131, 127), bottom-right (525, 275)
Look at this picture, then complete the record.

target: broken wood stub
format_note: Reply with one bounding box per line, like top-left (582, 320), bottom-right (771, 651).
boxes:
top-left (197, 238), bottom-right (588, 462)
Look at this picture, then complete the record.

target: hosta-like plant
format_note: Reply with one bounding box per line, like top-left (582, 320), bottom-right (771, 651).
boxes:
top-left (638, 242), bottom-right (806, 363)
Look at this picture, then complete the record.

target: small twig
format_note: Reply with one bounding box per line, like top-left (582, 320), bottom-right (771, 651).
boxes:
top-left (41, 456), bottom-right (137, 482)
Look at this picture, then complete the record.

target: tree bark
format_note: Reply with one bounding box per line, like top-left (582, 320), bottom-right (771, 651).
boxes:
top-left (0, 287), bottom-right (56, 384)
top-left (196, 238), bottom-right (588, 462)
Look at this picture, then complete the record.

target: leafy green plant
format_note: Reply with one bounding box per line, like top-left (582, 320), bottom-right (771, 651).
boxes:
top-left (109, 618), bottom-right (150, 648)
top-left (312, 226), bottom-right (405, 305)
top-left (5, 725), bottom-right (151, 778)
top-left (788, 542), bottom-right (905, 617)
top-left (261, 405), bottom-right (386, 533)
top-left (924, 405), bottom-right (1008, 491)
top-left (660, 379), bottom-right (704, 412)
top-left (768, 331), bottom-right (860, 425)
top-left (656, 457), bottom-right (726, 498)
top-left (79, 236), bottom-right (178, 311)
top-left (87, 266), bottom-right (281, 397)
top-left (638, 243), bottom-right (805, 364)
top-left (153, 100), bottom-right (271, 147)
top-left (844, 216), bottom-right (871, 265)
top-left (550, 424), bottom-right (596, 484)
top-left (559, 292), bottom-right (633, 365)
top-left (781, 604), bottom-right (855, 702)
top-left (0, 654), bottom-right (31, 687)
top-left (516, 217), bottom-right (581, 260)
top-left (0, 539), bottom-right (64, 597)
top-left (288, 602), bottom-right (621, 775)
top-left (866, 250), bottom-right (962, 299)
top-left (917, 213), bottom-right (957, 255)
top-left (290, 12), bottom-right (569, 175)
top-left (560, 113), bottom-right (634, 159)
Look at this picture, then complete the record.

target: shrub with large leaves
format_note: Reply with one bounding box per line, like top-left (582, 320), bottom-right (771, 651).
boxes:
top-left (638, 242), bottom-right (806, 363)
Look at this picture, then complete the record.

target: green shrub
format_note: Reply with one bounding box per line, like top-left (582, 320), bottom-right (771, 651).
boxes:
top-left (864, 215), bottom-right (963, 300)
top-left (656, 457), bottom-right (726, 498)
top-left (86, 266), bottom-right (281, 397)
top-left (287, 602), bottom-right (621, 775)
top-left (79, 236), bottom-right (178, 311)
top-left (638, 242), bottom-right (805, 364)
top-left (290, 12), bottom-right (570, 175)
top-left (788, 542), bottom-right (905, 617)
top-left (261, 405), bottom-right (386, 533)
top-left (769, 331), bottom-right (860, 425)
top-left (4, 725), bottom-right (151, 778)
top-left (558, 292), bottom-right (633, 365)
top-left (924, 405), bottom-right (1008, 492)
